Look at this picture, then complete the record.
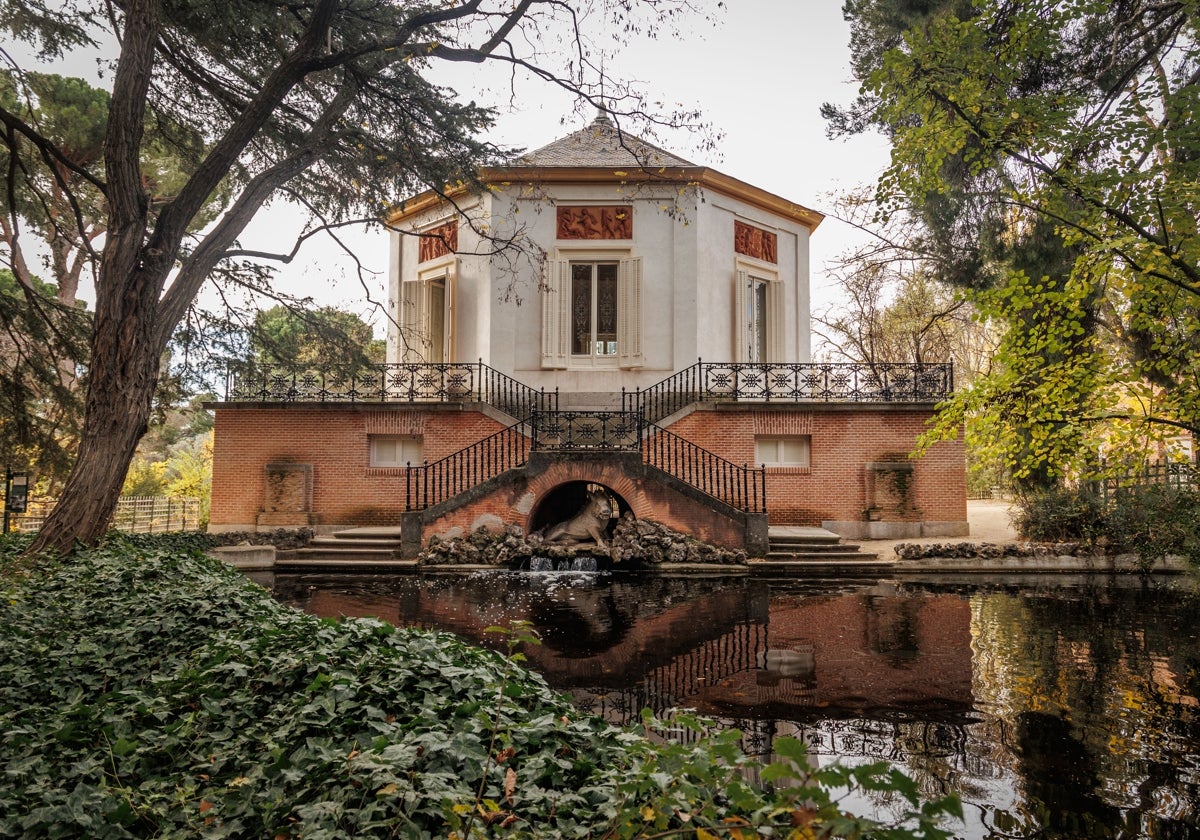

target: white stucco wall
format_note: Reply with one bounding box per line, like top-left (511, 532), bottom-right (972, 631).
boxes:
top-left (388, 179), bottom-right (814, 389)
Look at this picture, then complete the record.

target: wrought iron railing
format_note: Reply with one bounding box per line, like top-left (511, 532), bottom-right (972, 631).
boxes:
top-left (405, 422), bottom-right (532, 511)
top-left (642, 422), bottom-right (767, 514)
top-left (225, 361), bottom-right (555, 420)
top-left (530, 410), bottom-right (642, 451)
top-left (401, 412), bottom-right (764, 515)
top-left (625, 361), bottom-right (954, 425)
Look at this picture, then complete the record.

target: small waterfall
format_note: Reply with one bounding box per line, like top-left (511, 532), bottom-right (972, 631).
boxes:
top-left (524, 555), bottom-right (599, 573)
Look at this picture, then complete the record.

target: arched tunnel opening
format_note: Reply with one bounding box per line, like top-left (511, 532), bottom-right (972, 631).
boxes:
top-left (528, 481), bottom-right (631, 540)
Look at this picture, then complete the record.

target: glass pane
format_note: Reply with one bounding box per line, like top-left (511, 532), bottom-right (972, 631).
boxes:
top-left (571, 264), bottom-right (592, 356)
top-left (755, 438), bottom-right (776, 464)
top-left (780, 437), bottom-right (810, 465)
top-left (376, 439), bottom-right (398, 463)
top-left (749, 278), bottom-right (768, 362)
top-left (595, 263), bottom-right (618, 356)
top-left (400, 437), bottom-right (423, 464)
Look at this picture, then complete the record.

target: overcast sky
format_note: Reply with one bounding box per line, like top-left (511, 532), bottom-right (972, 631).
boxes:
top-left (233, 1), bottom-right (893, 333)
top-left (14, 1), bottom-right (892, 335)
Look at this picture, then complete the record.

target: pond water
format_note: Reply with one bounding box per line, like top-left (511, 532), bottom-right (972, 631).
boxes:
top-left (269, 570), bottom-right (1200, 839)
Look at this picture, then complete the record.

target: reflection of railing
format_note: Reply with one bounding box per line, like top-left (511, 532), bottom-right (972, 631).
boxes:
top-left (10, 496), bottom-right (201, 534)
top-left (530, 410), bottom-right (642, 451)
top-left (626, 361), bottom-right (954, 425)
top-left (405, 423), bottom-right (531, 511)
top-left (225, 361), bottom-right (556, 421)
top-left (569, 621), bottom-right (767, 724)
top-left (642, 423), bottom-right (767, 514)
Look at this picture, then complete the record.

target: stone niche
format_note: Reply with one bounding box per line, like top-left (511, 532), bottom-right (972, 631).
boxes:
top-left (860, 460), bottom-right (919, 539)
top-left (257, 462), bottom-right (314, 528)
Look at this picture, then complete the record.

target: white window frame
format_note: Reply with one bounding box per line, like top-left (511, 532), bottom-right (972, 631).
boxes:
top-left (400, 256), bottom-right (455, 363)
top-left (542, 249), bottom-right (642, 369)
top-left (734, 259), bottom-right (784, 363)
top-left (755, 435), bottom-right (811, 467)
top-left (369, 435), bottom-right (424, 467)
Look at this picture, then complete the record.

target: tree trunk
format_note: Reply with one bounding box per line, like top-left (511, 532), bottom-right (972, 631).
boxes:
top-left (27, 257), bottom-right (165, 554)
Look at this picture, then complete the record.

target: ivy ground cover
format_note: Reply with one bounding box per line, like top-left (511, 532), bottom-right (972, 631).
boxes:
top-left (0, 536), bottom-right (959, 838)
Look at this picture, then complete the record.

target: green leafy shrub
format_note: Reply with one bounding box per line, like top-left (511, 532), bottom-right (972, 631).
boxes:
top-left (1104, 485), bottom-right (1200, 570)
top-left (1011, 487), bottom-right (1107, 543)
top-left (0, 540), bottom-right (960, 838)
top-left (1012, 484), bottom-right (1200, 571)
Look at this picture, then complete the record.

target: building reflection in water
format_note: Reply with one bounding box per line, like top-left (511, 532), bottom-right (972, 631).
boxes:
top-left (271, 571), bottom-right (1200, 839)
top-left (273, 573), bottom-right (974, 747)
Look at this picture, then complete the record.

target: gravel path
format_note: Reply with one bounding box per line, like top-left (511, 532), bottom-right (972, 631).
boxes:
top-left (857, 499), bottom-right (1019, 559)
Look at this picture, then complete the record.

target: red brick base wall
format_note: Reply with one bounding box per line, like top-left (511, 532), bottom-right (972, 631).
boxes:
top-left (664, 405), bottom-right (966, 531)
top-left (210, 402), bottom-right (966, 539)
top-left (209, 404), bottom-right (506, 530)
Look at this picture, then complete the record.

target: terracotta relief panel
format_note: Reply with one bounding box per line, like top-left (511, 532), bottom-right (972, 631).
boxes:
top-left (556, 205), bottom-right (633, 240)
top-left (418, 220), bottom-right (458, 263)
top-left (734, 220), bottom-right (777, 264)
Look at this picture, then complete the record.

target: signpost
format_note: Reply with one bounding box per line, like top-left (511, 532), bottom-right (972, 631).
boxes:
top-left (3, 469), bottom-right (28, 533)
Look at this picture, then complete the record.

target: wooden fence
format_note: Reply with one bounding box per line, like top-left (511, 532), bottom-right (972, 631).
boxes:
top-left (7, 496), bottom-right (202, 534)
top-left (1089, 463), bottom-right (1199, 505)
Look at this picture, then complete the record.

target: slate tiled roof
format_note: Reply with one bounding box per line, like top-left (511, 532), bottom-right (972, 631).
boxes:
top-left (511, 112), bottom-right (695, 169)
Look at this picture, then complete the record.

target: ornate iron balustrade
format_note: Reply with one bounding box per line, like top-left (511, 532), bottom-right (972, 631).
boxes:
top-left (642, 423), bottom-right (767, 514)
top-left (225, 361), bottom-right (555, 419)
top-left (405, 422), bottom-right (531, 511)
top-left (626, 361), bottom-right (954, 425)
top-left (530, 410), bottom-right (643, 451)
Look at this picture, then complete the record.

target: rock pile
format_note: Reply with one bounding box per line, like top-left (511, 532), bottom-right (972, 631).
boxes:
top-left (893, 541), bottom-right (1097, 560)
top-left (419, 513), bottom-right (747, 567)
top-left (208, 528), bottom-right (315, 551)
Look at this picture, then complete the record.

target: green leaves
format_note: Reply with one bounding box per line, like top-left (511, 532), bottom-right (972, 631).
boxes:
top-left (840, 0), bottom-right (1200, 486)
top-left (0, 538), bottom-right (959, 838)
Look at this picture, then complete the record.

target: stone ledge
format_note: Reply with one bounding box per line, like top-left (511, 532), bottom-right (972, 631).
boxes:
top-left (209, 545), bottom-right (276, 570)
top-left (895, 541), bottom-right (1187, 574)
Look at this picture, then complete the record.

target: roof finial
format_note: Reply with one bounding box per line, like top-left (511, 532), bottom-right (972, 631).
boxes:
top-left (593, 106), bottom-right (612, 126)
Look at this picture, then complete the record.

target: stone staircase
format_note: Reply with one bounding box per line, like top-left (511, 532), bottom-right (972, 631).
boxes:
top-left (286, 527), bottom-right (408, 565)
top-left (755, 526), bottom-right (893, 570)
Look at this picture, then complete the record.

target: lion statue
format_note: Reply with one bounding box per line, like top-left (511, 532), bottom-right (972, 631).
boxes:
top-left (543, 488), bottom-right (612, 547)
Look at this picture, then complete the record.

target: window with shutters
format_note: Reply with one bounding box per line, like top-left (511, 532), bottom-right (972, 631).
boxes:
top-left (369, 435), bottom-right (423, 467)
top-left (755, 435), bottom-right (811, 467)
top-left (734, 263), bottom-right (784, 362)
top-left (400, 260), bottom-right (455, 362)
top-left (542, 255), bottom-right (642, 369)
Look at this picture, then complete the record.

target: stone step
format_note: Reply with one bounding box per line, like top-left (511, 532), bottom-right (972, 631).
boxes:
top-left (294, 544), bottom-right (400, 555)
top-left (307, 536), bottom-right (404, 549)
top-left (766, 525), bottom-right (876, 562)
top-left (277, 557), bottom-right (419, 571)
top-left (324, 526), bottom-right (404, 540)
top-left (768, 540), bottom-right (865, 553)
top-left (769, 533), bottom-right (843, 546)
top-left (765, 550), bottom-right (879, 561)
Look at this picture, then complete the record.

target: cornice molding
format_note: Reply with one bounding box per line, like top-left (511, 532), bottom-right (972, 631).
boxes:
top-left (385, 166), bottom-right (823, 230)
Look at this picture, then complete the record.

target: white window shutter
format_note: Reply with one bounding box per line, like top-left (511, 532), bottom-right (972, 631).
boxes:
top-left (400, 279), bottom-right (426, 362)
top-left (541, 259), bottom-right (570, 368)
top-left (767, 276), bottom-right (785, 362)
top-left (734, 269), bottom-right (749, 362)
top-left (444, 260), bottom-right (457, 362)
top-left (618, 257), bottom-right (644, 368)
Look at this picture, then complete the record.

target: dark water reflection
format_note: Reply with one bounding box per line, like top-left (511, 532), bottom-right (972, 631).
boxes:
top-left (270, 571), bottom-right (1200, 839)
